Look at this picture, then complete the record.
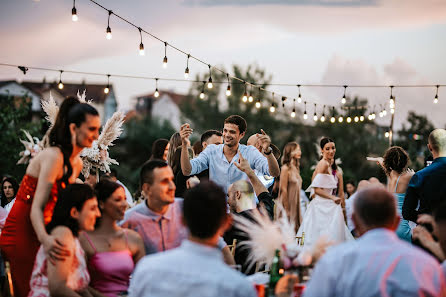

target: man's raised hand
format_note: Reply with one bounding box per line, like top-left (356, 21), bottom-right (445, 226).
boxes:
top-left (180, 123), bottom-right (193, 146)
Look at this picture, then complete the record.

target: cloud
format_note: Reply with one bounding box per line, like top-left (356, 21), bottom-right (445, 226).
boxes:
top-left (183, 0), bottom-right (377, 7)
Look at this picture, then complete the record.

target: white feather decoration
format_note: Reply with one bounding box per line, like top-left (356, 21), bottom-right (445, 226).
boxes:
top-left (77, 90), bottom-right (93, 104)
top-left (41, 92), bottom-right (59, 128)
top-left (17, 130), bottom-right (45, 164)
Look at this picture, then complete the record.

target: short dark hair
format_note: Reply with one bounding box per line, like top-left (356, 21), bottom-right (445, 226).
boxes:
top-left (224, 115), bottom-right (247, 134)
top-left (183, 181), bottom-right (227, 239)
top-left (1, 177), bottom-right (19, 207)
top-left (46, 184), bottom-right (96, 237)
top-left (140, 160), bottom-right (169, 188)
top-left (354, 187), bottom-right (396, 228)
top-left (345, 180), bottom-right (356, 187)
top-left (383, 146), bottom-right (409, 175)
top-left (201, 130), bottom-right (222, 144)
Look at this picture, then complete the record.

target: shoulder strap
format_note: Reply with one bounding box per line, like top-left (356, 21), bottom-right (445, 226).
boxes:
top-left (82, 232), bottom-right (97, 254)
top-left (395, 174), bottom-right (403, 192)
top-left (123, 229), bottom-right (129, 248)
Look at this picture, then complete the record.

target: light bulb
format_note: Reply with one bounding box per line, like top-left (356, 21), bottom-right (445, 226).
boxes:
top-left (248, 96), bottom-right (253, 103)
top-left (338, 116), bottom-right (343, 123)
top-left (163, 56), bottom-right (168, 68)
top-left (154, 89), bottom-right (160, 98)
top-left (106, 26), bottom-right (112, 40)
top-left (226, 86), bottom-right (231, 96)
top-left (297, 96), bottom-right (302, 103)
top-left (354, 116), bottom-right (359, 122)
top-left (303, 113), bottom-right (308, 120)
top-left (139, 43), bottom-right (145, 56)
top-left (320, 115), bottom-right (325, 122)
top-left (434, 97), bottom-right (438, 104)
top-left (291, 110), bottom-right (296, 118)
top-left (255, 101), bottom-right (261, 108)
top-left (313, 115), bottom-right (318, 121)
top-left (347, 117), bottom-right (352, 123)
top-left (72, 7), bottom-right (78, 22)
top-left (360, 115), bottom-right (364, 121)
top-left (104, 86), bottom-right (109, 94)
top-left (199, 92), bottom-right (205, 99)
top-left (207, 82), bottom-right (213, 89)
top-left (269, 105), bottom-right (275, 113)
top-left (379, 112), bottom-right (383, 118)
top-left (184, 68), bottom-right (189, 79)
top-left (383, 110), bottom-right (387, 116)
top-left (385, 132), bottom-right (390, 138)
top-left (341, 96), bottom-right (346, 104)
top-left (242, 95), bottom-right (248, 102)
top-left (330, 117), bottom-right (335, 123)
top-left (58, 81), bottom-right (64, 89)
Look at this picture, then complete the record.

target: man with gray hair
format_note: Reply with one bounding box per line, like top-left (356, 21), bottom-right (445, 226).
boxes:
top-left (403, 128), bottom-right (446, 223)
top-left (304, 187), bottom-right (446, 297)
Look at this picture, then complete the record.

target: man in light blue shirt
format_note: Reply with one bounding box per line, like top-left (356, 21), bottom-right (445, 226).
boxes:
top-left (129, 181), bottom-right (257, 297)
top-left (179, 115), bottom-right (280, 193)
top-left (304, 187), bottom-right (446, 297)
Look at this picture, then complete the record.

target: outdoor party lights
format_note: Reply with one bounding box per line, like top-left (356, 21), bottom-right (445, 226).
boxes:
top-left (330, 106), bottom-right (336, 123)
top-left (104, 74), bottom-right (110, 94)
top-left (106, 10), bottom-right (112, 40)
top-left (225, 74), bottom-right (231, 96)
top-left (199, 81), bottom-right (205, 99)
top-left (347, 116), bottom-right (352, 123)
top-left (385, 131), bottom-right (390, 138)
top-left (184, 55), bottom-right (190, 79)
top-left (270, 93), bottom-right (276, 113)
top-left (297, 85), bottom-right (302, 103)
top-left (207, 65), bottom-right (213, 89)
top-left (72, 0), bottom-right (78, 22)
top-left (354, 116), bottom-right (359, 122)
top-left (58, 70), bottom-right (64, 89)
top-left (320, 105), bottom-right (326, 122)
top-left (291, 108), bottom-right (296, 118)
top-left (303, 102), bottom-right (308, 120)
top-left (255, 101), bottom-right (261, 109)
top-left (248, 86), bottom-right (254, 102)
top-left (434, 85), bottom-right (439, 104)
top-left (389, 86), bottom-right (394, 106)
top-left (330, 116), bottom-right (336, 123)
top-left (360, 115), bottom-right (365, 122)
top-left (154, 79), bottom-right (160, 98)
top-left (338, 116), bottom-right (344, 123)
top-left (163, 42), bottom-right (168, 68)
top-left (313, 104), bottom-right (318, 121)
top-left (138, 28), bottom-right (145, 56)
top-left (242, 83), bottom-right (248, 102)
top-left (341, 85), bottom-right (347, 104)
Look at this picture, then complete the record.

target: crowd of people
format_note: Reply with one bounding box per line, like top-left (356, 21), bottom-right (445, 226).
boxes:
top-left (0, 95), bottom-right (445, 297)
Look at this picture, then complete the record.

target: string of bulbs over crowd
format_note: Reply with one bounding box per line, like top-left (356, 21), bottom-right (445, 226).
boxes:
top-left (8, 0), bottom-right (444, 129)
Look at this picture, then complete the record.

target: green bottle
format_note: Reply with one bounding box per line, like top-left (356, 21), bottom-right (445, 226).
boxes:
top-left (268, 249), bottom-right (282, 296)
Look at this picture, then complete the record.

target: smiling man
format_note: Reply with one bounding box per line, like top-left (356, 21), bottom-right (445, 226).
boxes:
top-left (180, 115), bottom-right (280, 193)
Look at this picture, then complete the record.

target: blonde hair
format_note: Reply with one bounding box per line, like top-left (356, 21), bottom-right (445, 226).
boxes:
top-left (167, 132), bottom-right (182, 166)
top-left (281, 142), bottom-right (300, 167)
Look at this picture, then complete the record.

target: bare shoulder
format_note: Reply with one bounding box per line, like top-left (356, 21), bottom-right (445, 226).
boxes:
top-left (51, 226), bottom-right (75, 244)
top-left (78, 231), bottom-right (94, 254)
top-left (125, 228), bottom-right (143, 244)
top-left (281, 164), bottom-right (290, 173)
top-left (316, 159), bottom-right (330, 172)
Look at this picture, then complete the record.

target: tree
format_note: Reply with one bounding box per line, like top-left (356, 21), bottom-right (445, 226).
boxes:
top-left (0, 94), bottom-right (44, 179)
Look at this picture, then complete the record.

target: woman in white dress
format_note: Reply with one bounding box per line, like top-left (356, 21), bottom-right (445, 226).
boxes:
top-left (296, 137), bottom-right (353, 247)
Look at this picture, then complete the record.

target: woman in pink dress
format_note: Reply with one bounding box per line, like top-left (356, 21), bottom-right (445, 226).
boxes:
top-left (29, 183), bottom-right (101, 297)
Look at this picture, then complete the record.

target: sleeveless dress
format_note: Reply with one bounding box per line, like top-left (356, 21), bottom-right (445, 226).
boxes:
top-left (394, 175), bottom-right (412, 242)
top-left (28, 237), bottom-right (90, 297)
top-left (296, 173), bottom-right (354, 247)
top-left (83, 230), bottom-right (135, 297)
top-left (0, 175), bottom-right (61, 297)
top-left (279, 167), bottom-right (302, 232)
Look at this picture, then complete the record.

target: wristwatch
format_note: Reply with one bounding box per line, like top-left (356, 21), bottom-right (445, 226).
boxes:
top-left (264, 147), bottom-right (272, 155)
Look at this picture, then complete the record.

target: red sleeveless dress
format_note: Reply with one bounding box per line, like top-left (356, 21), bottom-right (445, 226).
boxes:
top-left (0, 175), bottom-right (61, 297)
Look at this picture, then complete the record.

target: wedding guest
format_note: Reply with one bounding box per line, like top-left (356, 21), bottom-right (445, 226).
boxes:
top-left (28, 184), bottom-right (101, 297)
top-left (345, 180), bottom-right (356, 198)
top-left (149, 138), bottom-right (169, 161)
top-left (0, 97), bottom-right (100, 297)
top-left (1, 177), bottom-right (19, 213)
top-left (80, 179), bottom-right (144, 297)
top-left (129, 181), bottom-right (257, 297)
top-left (403, 128), bottom-right (446, 223)
top-left (180, 115), bottom-right (279, 193)
top-left (108, 168), bottom-right (134, 207)
top-left (85, 169), bottom-right (99, 188)
top-left (195, 129), bottom-right (223, 181)
top-left (304, 187), bottom-right (446, 297)
top-left (167, 132), bottom-right (181, 166)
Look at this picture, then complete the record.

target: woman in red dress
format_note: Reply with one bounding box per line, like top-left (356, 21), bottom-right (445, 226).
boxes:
top-left (0, 97), bottom-right (100, 297)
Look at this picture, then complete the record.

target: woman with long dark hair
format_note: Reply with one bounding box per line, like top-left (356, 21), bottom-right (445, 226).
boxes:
top-left (80, 179), bottom-right (144, 297)
top-left (296, 137), bottom-right (353, 247)
top-left (0, 97), bottom-right (100, 297)
top-left (1, 177), bottom-right (19, 212)
top-left (278, 142), bottom-right (302, 232)
top-left (29, 183), bottom-right (101, 297)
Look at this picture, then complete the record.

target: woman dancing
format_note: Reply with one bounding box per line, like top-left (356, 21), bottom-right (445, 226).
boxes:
top-left (0, 97), bottom-right (100, 297)
top-left (296, 137), bottom-right (353, 247)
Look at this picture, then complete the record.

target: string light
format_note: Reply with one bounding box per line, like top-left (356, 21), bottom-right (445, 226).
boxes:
top-left (281, 96), bottom-right (286, 108)
top-left (291, 98), bottom-right (296, 118)
top-left (385, 131), bottom-right (390, 138)
top-left (330, 107), bottom-right (336, 123)
top-left (138, 27), bottom-right (145, 56)
top-left (242, 83), bottom-right (248, 102)
top-left (58, 70), bottom-right (64, 89)
top-left (72, 0), bottom-right (78, 22)
top-left (341, 85), bottom-right (347, 104)
top-left (270, 92), bottom-right (276, 113)
top-left (255, 88), bottom-right (261, 108)
top-left (248, 85), bottom-right (254, 102)
top-left (154, 78), bottom-right (159, 97)
top-left (225, 74), bottom-right (231, 96)
top-left (389, 86), bottom-right (394, 107)
top-left (338, 115), bottom-right (344, 123)
top-left (303, 101), bottom-right (308, 120)
top-left (184, 54), bottom-right (190, 79)
top-left (434, 85), bottom-right (439, 104)
top-left (104, 74), bottom-right (110, 94)
top-left (297, 85), bottom-right (302, 103)
top-left (354, 115), bottom-right (359, 122)
top-left (199, 81), bottom-right (205, 99)
top-left (320, 105), bottom-right (326, 122)
top-left (106, 10), bottom-right (112, 40)
top-left (360, 115), bottom-right (365, 122)
top-left (313, 103), bottom-right (318, 121)
top-left (207, 65), bottom-right (213, 89)
top-left (163, 42), bottom-right (168, 68)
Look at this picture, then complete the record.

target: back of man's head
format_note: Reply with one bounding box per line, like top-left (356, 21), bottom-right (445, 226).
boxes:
top-left (428, 129), bottom-right (446, 155)
top-left (201, 130), bottom-right (222, 145)
top-left (229, 180), bottom-right (255, 212)
top-left (353, 187), bottom-right (397, 232)
top-left (224, 115), bottom-right (247, 134)
top-left (140, 160), bottom-right (169, 188)
top-left (183, 181), bottom-right (227, 239)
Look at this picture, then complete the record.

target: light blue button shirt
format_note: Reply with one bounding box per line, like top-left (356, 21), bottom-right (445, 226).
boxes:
top-left (129, 240), bottom-right (257, 297)
top-left (190, 143), bottom-right (270, 193)
top-left (304, 228), bottom-right (446, 297)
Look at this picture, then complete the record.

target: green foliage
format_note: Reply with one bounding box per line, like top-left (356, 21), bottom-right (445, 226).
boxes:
top-left (109, 116), bottom-right (175, 194)
top-left (0, 94), bottom-right (44, 179)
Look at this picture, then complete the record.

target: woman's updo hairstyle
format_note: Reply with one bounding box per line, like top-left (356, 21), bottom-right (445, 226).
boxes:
top-left (383, 146), bottom-right (409, 175)
top-left (320, 137), bottom-right (337, 171)
top-left (49, 97), bottom-right (99, 185)
top-left (94, 179), bottom-right (122, 205)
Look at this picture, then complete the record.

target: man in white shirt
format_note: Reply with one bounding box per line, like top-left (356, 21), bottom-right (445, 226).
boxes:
top-left (304, 187), bottom-right (446, 297)
top-left (129, 181), bottom-right (256, 297)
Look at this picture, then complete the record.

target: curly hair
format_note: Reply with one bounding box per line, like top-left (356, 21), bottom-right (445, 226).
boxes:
top-left (383, 146), bottom-right (409, 175)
